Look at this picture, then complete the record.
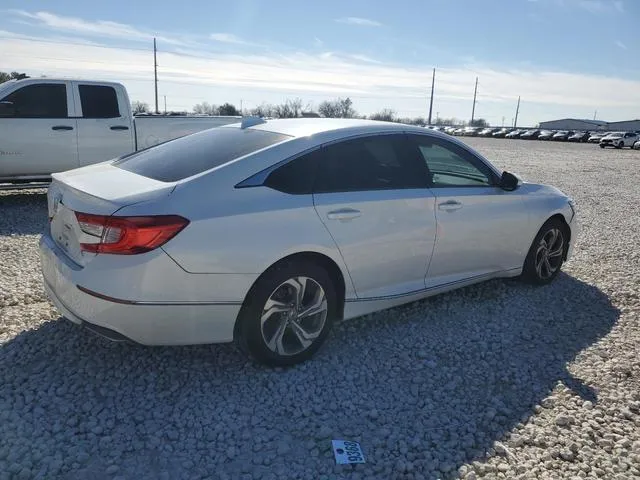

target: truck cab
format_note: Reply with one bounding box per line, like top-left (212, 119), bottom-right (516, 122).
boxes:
top-left (0, 79), bottom-right (134, 182)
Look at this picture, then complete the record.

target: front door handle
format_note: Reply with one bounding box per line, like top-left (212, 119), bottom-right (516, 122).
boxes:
top-left (52, 125), bottom-right (74, 131)
top-left (110, 125), bottom-right (129, 131)
top-left (327, 208), bottom-right (361, 221)
top-left (438, 200), bottom-right (463, 211)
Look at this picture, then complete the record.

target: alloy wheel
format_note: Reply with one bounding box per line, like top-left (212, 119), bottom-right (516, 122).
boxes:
top-left (260, 276), bottom-right (328, 356)
top-left (534, 228), bottom-right (564, 280)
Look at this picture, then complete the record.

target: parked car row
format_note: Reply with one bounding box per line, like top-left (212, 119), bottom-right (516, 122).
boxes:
top-left (426, 126), bottom-right (640, 149)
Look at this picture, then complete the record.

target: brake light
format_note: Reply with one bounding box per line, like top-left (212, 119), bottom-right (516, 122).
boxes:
top-left (75, 212), bottom-right (189, 255)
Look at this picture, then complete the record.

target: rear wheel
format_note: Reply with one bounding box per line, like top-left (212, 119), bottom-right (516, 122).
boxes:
top-left (235, 261), bottom-right (336, 366)
top-left (521, 219), bottom-right (567, 285)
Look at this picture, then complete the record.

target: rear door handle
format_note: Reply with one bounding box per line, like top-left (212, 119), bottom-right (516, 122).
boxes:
top-left (438, 200), bottom-right (463, 211)
top-left (52, 125), bottom-right (73, 131)
top-left (110, 125), bottom-right (129, 131)
top-left (327, 208), bottom-right (361, 221)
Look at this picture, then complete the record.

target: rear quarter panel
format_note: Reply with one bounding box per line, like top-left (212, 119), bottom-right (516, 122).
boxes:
top-left (116, 179), bottom-right (357, 300)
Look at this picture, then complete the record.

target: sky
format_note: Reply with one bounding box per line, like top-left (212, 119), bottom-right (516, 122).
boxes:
top-left (0, 0), bottom-right (638, 126)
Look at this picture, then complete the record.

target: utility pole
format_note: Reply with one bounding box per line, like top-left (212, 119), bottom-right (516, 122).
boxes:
top-left (502, 116), bottom-right (505, 127)
top-left (240, 99), bottom-right (243, 115)
top-left (471, 76), bottom-right (478, 124)
top-left (593, 110), bottom-right (597, 120)
top-left (153, 38), bottom-right (159, 114)
top-left (514, 96), bottom-right (520, 128)
top-left (427, 68), bottom-right (435, 125)
top-left (163, 95), bottom-right (167, 114)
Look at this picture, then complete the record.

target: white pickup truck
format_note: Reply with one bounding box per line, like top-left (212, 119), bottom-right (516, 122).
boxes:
top-left (0, 78), bottom-right (241, 184)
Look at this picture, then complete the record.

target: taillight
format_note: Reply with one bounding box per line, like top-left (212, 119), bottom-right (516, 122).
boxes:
top-left (75, 212), bottom-right (189, 255)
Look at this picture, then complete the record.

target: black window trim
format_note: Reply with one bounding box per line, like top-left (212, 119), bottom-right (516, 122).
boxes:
top-left (408, 133), bottom-right (501, 188)
top-left (236, 130), bottom-right (431, 193)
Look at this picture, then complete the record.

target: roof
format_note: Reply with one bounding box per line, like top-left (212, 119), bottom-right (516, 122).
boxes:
top-left (539, 118), bottom-right (607, 126)
top-left (231, 117), bottom-right (427, 139)
top-left (4, 77), bottom-right (125, 88)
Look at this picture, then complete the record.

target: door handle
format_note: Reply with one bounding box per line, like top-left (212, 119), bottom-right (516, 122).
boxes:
top-left (327, 208), bottom-right (361, 221)
top-left (52, 125), bottom-right (74, 131)
top-left (438, 200), bottom-right (463, 211)
top-left (110, 125), bottom-right (129, 131)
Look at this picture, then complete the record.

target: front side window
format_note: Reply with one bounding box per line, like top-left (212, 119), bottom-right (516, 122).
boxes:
top-left (79, 85), bottom-right (120, 118)
top-left (314, 134), bottom-right (427, 193)
top-left (410, 135), bottom-right (496, 187)
top-left (0, 84), bottom-right (67, 118)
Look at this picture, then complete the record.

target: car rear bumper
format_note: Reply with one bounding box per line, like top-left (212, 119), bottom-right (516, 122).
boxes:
top-left (39, 233), bottom-right (242, 345)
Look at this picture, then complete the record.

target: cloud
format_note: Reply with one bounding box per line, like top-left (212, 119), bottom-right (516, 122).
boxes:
top-left (210, 33), bottom-right (249, 45)
top-left (2, 26), bottom-right (639, 125)
top-left (615, 40), bottom-right (627, 49)
top-left (349, 54), bottom-right (383, 64)
top-left (313, 37), bottom-right (323, 48)
top-left (335, 17), bottom-right (382, 27)
top-left (9, 9), bottom-right (188, 46)
top-left (570, 0), bottom-right (622, 13)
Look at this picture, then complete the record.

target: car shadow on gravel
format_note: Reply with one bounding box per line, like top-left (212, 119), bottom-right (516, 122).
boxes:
top-left (0, 273), bottom-right (620, 479)
top-left (0, 191), bottom-right (48, 235)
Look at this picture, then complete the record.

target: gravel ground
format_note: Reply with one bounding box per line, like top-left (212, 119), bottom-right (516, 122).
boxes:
top-left (1, 139), bottom-right (639, 480)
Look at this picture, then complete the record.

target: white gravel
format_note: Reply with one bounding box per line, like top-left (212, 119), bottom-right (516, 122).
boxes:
top-left (1, 139), bottom-right (639, 480)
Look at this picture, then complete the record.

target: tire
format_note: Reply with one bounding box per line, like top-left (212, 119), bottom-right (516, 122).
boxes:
top-left (600, 144), bottom-right (605, 148)
top-left (234, 260), bottom-right (337, 366)
top-left (615, 141), bottom-right (623, 149)
top-left (521, 218), bottom-right (568, 285)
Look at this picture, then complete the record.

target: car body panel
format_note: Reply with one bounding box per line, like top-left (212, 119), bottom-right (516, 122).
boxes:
top-left (39, 118), bottom-right (579, 347)
top-left (313, 188), bottom-right (437, 299)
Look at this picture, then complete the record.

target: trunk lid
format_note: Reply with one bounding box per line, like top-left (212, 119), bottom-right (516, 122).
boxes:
top-left (48, 162), bottom-right (175, 266)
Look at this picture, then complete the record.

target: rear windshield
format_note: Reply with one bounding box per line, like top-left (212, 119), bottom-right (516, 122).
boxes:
top-left (114, 127), bottom-right (291, 182)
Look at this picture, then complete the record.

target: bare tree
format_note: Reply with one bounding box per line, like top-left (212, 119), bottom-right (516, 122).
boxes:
top-left (249, 103), bottom-right (275, 118)
top-left (318, 97), bottom-right (357, 118)
top-left (0, 71), bottom-right (29, 84)
top-left (131, 101), bottom-right (150, 114)
top-left (273, 98), bottom-right (306, 118)
top-left (369, 109), bottom-right (396, 122)
top-left (193, 102), bottom-right (218, 115)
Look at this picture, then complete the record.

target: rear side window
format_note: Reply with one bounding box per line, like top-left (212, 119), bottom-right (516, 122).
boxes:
top-left (0, 84), bottom-right (67, 118)
top-left (314, 134), bottom-right (427, 193)
top-left (264, 149), bottom-right (321, 194)
top-left (79, 85), bottom-right (120, 118)
top-left (114, 128), bottom-right (291, 182)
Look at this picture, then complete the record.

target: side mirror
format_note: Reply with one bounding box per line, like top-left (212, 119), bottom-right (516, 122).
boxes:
top-left (499, 171), bottom-right (521, 191)
top-left (0, 101), bottom-right (16, 117)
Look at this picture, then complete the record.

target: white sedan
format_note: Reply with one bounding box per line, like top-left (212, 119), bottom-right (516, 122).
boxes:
top-left (40, 118), bottom-right (578, 366)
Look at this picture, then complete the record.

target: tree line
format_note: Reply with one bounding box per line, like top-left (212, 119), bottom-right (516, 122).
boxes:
top-left (1, 71), bottom-right (486, 126)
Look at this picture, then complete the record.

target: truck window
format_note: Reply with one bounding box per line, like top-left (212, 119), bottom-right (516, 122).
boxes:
top-left (79, 85), bottom-right (120, 118)
top-left (114, 127), bottom-right (291, 182)
top-left (0, 84), bottom-right (67, 118)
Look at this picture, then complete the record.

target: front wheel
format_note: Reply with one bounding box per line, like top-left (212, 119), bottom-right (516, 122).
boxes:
top-left (616, 141), bottom-right (624, 149)
top-left (600, 144), bottom-right (605, 148)
top-left (235, 261), bottom-right (337, 366)
top-left (521, 219), bottom-right (568, 285)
